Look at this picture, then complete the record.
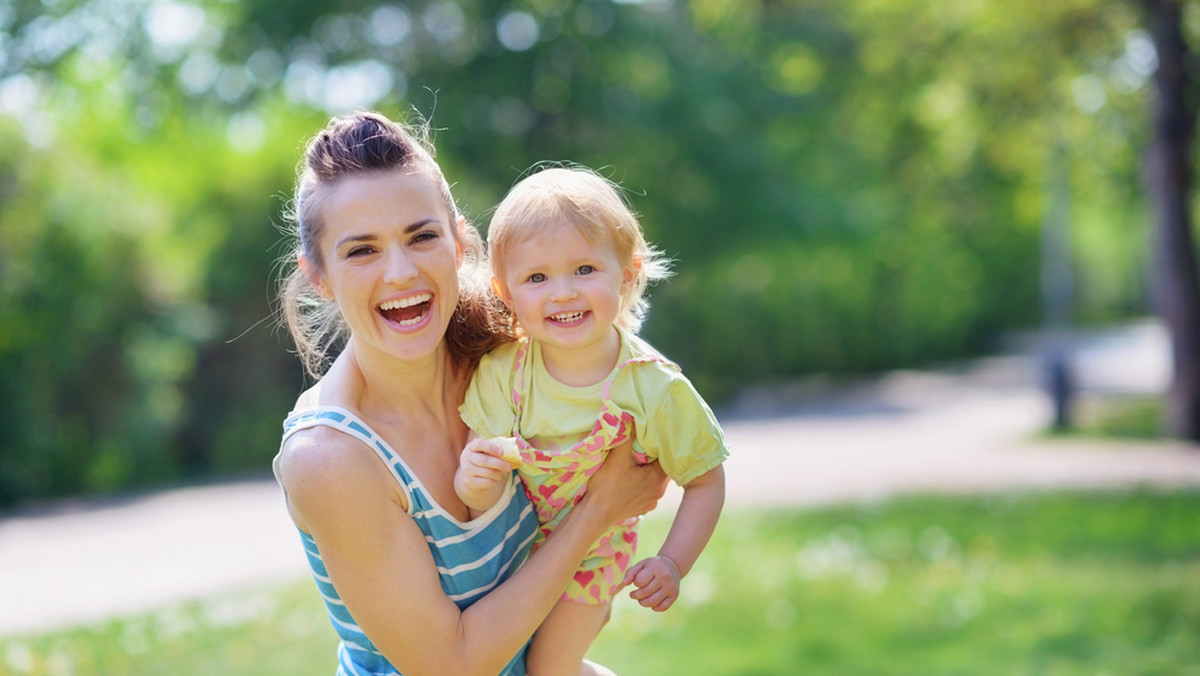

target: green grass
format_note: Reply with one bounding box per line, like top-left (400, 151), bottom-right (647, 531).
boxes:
top-left (3, 489), bottom-right (1198, 675)
top-left (1045, 395), bottom-right (1166, 440)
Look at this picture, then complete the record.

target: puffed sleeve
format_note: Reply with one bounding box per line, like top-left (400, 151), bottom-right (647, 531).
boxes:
top-left (634, 375), bottom-right (730, 486)
top-left (458, 347), bottom-right (518, 439)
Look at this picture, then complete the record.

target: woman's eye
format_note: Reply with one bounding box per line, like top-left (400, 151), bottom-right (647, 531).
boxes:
top-left (577, 265), bottom-right (595, 275)
top-left (529, 273), bottom-right (546, 283)
top-left (412, 231), bottom-right (438, 244)
top-left (347, 246), bottom-right (373, 258)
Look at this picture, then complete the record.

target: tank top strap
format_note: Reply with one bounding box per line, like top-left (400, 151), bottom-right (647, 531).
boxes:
top-left (281, 406), bottom-right (418, 501)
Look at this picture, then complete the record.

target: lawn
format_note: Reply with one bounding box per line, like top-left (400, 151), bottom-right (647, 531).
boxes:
top-left (3, 488), bottom-right (1198, 675)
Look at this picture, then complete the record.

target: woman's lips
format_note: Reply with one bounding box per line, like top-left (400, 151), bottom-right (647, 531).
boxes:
top-left (378, 293), bottom-right (433, 326)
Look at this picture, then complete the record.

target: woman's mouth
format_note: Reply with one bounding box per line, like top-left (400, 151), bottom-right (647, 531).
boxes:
top-left (378, 293), bottom-right (432, 327)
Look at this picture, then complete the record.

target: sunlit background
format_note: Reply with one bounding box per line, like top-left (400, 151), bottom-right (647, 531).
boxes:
top-left (0, 0), bottom-right (1169, 503)
top-left (2, 1), bottom-right (1199, 673)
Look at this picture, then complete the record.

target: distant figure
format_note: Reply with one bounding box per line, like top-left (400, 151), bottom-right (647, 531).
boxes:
top-left (455, 166), bottom-right (729, 675)
top-left (272, 112), bottom-right (667, 676)
top-left (1043, 346), bottom-right (1074, 430)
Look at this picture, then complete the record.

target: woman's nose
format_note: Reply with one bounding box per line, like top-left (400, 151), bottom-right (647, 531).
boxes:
top-left (383, 248), bottom-right (418, 284)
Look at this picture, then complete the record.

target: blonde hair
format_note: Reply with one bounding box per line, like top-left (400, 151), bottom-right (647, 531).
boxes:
top-left (278, 111), bottom-right (513, 379)
top-left (487, 165), bottom-right (671, 333)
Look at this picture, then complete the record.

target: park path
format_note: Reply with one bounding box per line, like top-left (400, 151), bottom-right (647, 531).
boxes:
top-left (1, 321), bottom-right (1198, 637)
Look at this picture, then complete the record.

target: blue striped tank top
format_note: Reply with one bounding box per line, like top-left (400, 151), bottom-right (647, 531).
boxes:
top-left (277, 406), bottom-right (538, 676)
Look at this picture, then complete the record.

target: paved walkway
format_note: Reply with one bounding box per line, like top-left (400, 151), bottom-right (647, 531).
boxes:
top-left (2, 321), bottom-right (1198, 637)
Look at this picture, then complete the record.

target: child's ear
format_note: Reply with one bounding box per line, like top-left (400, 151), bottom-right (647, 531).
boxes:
top-left (491, 277), bottom-right (514, 310)
top-left (299, 253), bottom-right (334, 300)
top-left (622, 254), bottom-right (643, 291)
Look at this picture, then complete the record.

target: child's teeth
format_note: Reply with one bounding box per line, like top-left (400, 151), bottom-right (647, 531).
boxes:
top-left (553, 312), bottom-right (583, 321)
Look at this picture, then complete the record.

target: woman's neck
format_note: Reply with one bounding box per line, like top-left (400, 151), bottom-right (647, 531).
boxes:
top-left (329, 338), bottom-right (464, 425)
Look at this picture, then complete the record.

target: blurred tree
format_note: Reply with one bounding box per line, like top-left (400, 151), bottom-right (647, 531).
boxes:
top-left (0, 0), bottom-right (1180, 502)
top-left (1142, 0), bottom-right (1200, 441)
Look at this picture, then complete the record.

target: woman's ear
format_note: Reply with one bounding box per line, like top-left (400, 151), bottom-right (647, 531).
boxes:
top-left (456, 217), bottom-right (467, 267)
top-left (298, 253), bottom-right (334, 300)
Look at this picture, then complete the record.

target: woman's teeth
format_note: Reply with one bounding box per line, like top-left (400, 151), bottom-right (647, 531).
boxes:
top-left (378, 293), bottom-right (432, 326)
top-left (394, 314), bottom-right (425, 326)
top-left (379, 293), bottom-right (432, 311)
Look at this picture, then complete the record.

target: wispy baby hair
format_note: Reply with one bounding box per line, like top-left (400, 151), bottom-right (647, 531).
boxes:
top-left (487, 164), bottom-right (672, 333)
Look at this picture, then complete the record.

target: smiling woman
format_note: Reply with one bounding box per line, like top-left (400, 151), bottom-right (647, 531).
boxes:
top-left (299, 168), bottom-right (465, 364)
top-left (279, 113), bottom-right (502, 380)
top-left (271, 111), bottom-right (668, 676)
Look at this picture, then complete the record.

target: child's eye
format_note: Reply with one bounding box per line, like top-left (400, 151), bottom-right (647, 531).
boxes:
top-left (577, 265), bottom-right (595, 275)
top-left (529, 273), bottom-right (546, 283)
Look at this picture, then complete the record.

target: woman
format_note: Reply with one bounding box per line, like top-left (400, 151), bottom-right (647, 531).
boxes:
top-left (273, 111), bottom-right (666, 676)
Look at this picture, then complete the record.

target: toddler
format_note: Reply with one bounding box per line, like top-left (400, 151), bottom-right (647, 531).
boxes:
top-left (455, 166), bottom-right (728, 676)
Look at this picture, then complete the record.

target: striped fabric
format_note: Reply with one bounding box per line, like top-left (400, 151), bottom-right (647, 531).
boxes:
top-left (279, 406), bottom-right (538, 676)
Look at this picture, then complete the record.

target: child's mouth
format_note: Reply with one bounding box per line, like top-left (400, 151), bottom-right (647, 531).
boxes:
top-left (378, 293), bottom-right (432, 327)
top-left (549, 311), bottom-right (588, 325)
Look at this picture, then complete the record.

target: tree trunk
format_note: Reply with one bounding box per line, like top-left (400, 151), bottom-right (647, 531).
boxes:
top-left (1145, 0), bottom-right (1200, 441)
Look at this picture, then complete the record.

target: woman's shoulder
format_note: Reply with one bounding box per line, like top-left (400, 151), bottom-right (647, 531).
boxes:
top-left (278, 421), bottom-right (405, 530)
top-left (293, 384), bottom-right (322, 410)
top-left (277, 404), bottom-right (396, 495)
top-left (278, 422), bottom-right (377, 490)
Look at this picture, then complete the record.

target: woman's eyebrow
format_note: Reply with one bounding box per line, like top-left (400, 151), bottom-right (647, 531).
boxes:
top-left (335, 233), bottom-right (376, 249)
top-left (335, 219), bottom-right (442, 249)
top-left (406, 218), bottom-right (440, 233)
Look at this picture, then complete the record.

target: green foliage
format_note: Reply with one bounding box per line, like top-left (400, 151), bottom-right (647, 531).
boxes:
top-left (594, 488), bottom-right (1200, 675)
top-left (0, 120), bottom-right (172, 500)
top-left (0, 90), bottom-right (309, 502)
top-left (1, 489), bottom-right (1197, 674)
top-left (0, 0), bottom-right (1167, 500)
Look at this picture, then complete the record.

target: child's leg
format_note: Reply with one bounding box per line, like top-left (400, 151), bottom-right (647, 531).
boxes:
top-left (526, 598), bottom-right (612, 676)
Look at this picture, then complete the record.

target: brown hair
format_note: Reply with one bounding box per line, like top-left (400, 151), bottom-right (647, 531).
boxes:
top-left (487, 165), bottom-right (671, 333)
top-left (278, 111), bottom-right (512, 379)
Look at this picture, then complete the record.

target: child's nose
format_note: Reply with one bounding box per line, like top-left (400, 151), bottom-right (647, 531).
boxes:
top-left (549, 278), bottom-right (578, 301)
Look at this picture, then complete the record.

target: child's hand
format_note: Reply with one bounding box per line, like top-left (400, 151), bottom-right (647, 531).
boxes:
top-left (622, 554), bottom-right (681, 612)
top-left (458, 437), bottom-right (517, 495)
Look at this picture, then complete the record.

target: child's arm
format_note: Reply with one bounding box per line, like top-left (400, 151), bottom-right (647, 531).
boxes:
top-left (454, 435), bottom-right (521, 516)
top-left (623, 464), bottom-right (725, 612)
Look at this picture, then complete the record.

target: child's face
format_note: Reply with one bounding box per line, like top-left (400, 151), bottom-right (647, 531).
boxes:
top-left (495, 222), bottom-right (635, 356)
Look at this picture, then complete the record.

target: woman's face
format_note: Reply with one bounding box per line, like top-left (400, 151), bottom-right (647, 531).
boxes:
top-left (310, 168), bottom-right (463, 364)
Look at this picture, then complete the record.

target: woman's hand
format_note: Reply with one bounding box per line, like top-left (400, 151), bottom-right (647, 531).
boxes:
top-left (583, 439), bottom-right (669, 524)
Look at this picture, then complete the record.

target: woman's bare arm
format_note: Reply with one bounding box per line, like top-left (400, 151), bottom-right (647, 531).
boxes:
top-left (279, 432), bottom-right (666, 676)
